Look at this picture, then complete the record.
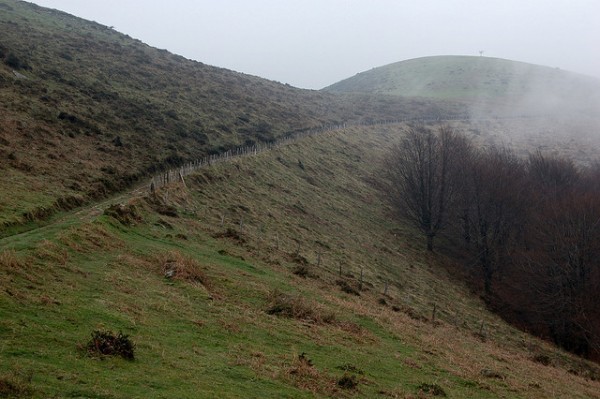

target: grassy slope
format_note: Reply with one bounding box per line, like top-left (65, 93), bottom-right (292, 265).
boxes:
top-left (0, 0), bottom-right (461, 228)
top-left (1, 124), bottom-right (599, 398)
top-left (323, 55), bottom-right (600, 114)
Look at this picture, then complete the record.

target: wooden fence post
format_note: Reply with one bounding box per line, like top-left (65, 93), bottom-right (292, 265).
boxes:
top-left (359, 268), bottom-right (364, 291)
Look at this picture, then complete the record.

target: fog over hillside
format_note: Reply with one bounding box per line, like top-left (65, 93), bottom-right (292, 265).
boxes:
top-left (325, 56), bottom-right (600, 122)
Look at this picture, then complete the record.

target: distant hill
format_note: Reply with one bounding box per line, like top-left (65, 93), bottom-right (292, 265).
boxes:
top-left (323, 55), bottom-right (600, 115)
top-left (0, 0), bottom-right (457, 228)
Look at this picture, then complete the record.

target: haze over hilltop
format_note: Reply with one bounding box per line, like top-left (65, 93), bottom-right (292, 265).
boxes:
top-left (324, 55), bottom-right (600, 116)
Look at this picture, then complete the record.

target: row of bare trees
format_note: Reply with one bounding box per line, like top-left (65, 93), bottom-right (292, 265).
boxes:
top-left (381, 124), bottom-right (600, 359)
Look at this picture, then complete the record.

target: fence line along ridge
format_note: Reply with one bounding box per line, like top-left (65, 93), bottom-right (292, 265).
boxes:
top-left (149, 113), bottom-right (546, 191)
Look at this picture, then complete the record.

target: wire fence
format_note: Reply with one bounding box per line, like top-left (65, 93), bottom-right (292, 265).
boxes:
top-left (147, 113), bottom-right (545, 336)
top-left (149, 114), bottom-right (549, 191)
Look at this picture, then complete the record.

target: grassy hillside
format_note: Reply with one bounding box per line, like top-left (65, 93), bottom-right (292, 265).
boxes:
top-left (1, 124), bottom-right (599, 398)
top-left (323, 56), bottom-right (600, 115)
top-left (2, 2), bottom-right (600, 397)
top-left (0, 0), bottom-right (461, 229)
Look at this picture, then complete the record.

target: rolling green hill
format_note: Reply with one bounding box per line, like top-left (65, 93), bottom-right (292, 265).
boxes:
top-left (323, 55), bottom-right (600, 115)
top-left (0, 0), bottom-right (460, 229)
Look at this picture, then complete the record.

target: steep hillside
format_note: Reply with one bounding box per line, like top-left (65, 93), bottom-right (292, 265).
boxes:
top-left (323, 55), bottom-right (600, 116)
top-left (0, 0), bottom-right (460, 229)
top-left (2, 2), bottom-right (600, 396)
top-left (1, 124), bottom-right (599, 398)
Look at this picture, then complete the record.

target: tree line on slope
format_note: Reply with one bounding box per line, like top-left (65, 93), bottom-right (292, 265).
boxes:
top-left (381, 124), bottom-right (600, 360)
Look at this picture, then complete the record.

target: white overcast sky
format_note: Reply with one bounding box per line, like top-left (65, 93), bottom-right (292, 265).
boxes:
top-left (30, 0), bottom-right (600, 89)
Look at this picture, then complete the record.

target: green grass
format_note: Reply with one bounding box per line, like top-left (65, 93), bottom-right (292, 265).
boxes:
top-left (323, 55), bottom-right (600, 115)
top-left (2, 124), bottom-right (599, 398)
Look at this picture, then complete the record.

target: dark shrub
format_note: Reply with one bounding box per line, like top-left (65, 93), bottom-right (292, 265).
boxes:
top-left (86, 330), bottom-right (135, 360)
top-left (213, 228), bottom-right (244, 242)
top-left (4, 53), bottom-right (28, 70)
top-left (58, 111), bottom-right (78, 123)
top-left (532, 353), bottom-right (551, 366)
top-left (337, 373), bottom-right (358, 389)
top-left (292, 264), bottom-right (315, 278)
top-left (417, 383), bottom-right (446, 397)
top-left (336, 279), bottom-right (360, 296)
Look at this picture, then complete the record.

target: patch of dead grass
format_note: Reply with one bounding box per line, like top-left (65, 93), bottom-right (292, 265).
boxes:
top-left (156, 250), bottom-right (211, 289)
top-left (0, 249), bottom-right (22, 270)
top-left (58, 222), bottom-right (122, 253)
top-left (266, 289), bottom-right (336, 325)
top-left (34, 239), bottom-right (68, 265)
top-left (279, 352), bottom-right (342, 397)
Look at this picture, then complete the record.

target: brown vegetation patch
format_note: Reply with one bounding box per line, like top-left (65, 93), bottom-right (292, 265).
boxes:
top-left (0, 250), bottom-right (23, 271)
top-left (289, 252), bottom-right (309, 265)
top-left (266, 290), bottom-right (335, 325)
top-left (388, 301), bottom-right (432, 323)
top-left (144, 193), bottom-right (179, 217)
top-left (280, 352), bottom-right (342, 397)
top-left (336, 279), bottom-right (360, 296)
top-left (416, 382), bottom-right (447, 397)
top-left (292, 264), bottom-right (318, 279)
top-left (213, 227), bottom-right (246, 243)
top-left (336, 320), bottom-right (366, 337)
top-left (34, 240), bottom-right (68, 265)
top-left (157, 250), bottom-right (210, 288)
top-left (531, 353), bottom-right (552, 366)
top-left (103, 202), bottom-right (142, 225)
top-left (58, 223), bottom-right (122, 253)
top-left (480, 368), bottom-right (504, 379)
top-left (0, 373), bottom-right (32, 398)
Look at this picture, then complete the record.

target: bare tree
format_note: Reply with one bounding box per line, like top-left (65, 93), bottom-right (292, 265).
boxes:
top-left (524, 191), bottom-right (600, 356)
top-left (382, 125), bottom-right (470, 251)
top-left (527, 150), bottom-right (580, 198)
top-left (382, 129), bottom-right (600, 359)
top-left (459, 146), bottom-right (529, 295)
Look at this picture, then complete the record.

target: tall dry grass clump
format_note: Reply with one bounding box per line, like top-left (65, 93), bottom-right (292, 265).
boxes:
top-left (266, 290), bottom-right (336, 325)
top-left (0, 250), bottom-right (22, 270)
top-left (157, 250), bottom-right (210, 288)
